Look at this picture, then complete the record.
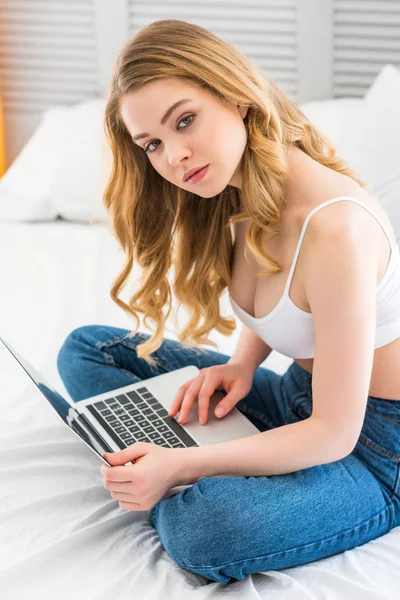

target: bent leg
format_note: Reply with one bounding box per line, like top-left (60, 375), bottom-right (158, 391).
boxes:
top-left (150, 373), bottom-right (400, 584)
top-left (151, 452), bottom-right (399, 584)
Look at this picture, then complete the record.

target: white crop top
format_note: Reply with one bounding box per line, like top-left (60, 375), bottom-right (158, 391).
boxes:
top-left (229, 196), bottom-right (400, 359)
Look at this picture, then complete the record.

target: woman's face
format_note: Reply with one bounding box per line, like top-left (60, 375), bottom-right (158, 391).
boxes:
top-left (119, 78), bottom-right (248, 196)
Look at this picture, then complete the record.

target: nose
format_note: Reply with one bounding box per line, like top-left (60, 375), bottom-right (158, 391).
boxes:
top-left (167, 144), bottom-right (190, 168)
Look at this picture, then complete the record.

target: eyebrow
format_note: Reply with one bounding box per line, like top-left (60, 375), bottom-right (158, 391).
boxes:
top-left (131, 98), bottom-right (193, 142)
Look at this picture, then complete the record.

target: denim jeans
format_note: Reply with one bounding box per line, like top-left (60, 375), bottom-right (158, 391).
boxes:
top-left (56, 325), bottom-right (400, 584)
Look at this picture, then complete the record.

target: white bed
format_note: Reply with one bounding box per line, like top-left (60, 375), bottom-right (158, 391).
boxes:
top-left (1, 64), bottom-right (400, 598)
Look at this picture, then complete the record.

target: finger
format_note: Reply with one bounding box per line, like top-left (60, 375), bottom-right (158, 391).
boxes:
top-left (168, 385), bottom-right (186, 417)
top-left (119, 500), bottom-right (142, 510)
top-left (110, 490), bottom-right (136, 501)
top-left (102, 466), bottom-right (133, 482)
top-left (168, 378), bottom-right (195, 416)
top-left (214, 380), bottom-right (246, 417)
top-left (197, 375), bottom-right (220, 425)
top-left (100, 464), bottom-right (110, 477)
top-left (104, 480), bottom-right (133, 492)
top-left (178, 376), bottom-right (205, 424)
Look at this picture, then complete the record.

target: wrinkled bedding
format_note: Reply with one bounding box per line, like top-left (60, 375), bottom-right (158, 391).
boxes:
top-left (0, 220), bottom-right (399, 600)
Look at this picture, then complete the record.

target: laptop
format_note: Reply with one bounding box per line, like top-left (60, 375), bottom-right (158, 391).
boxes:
top-left (0, 336), bottom-right (260, 495)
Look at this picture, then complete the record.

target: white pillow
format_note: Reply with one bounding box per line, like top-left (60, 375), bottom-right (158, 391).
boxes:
top-left (0, 108), bottom-right (67, 222)
top-left (298, 97), bottom-right (363, 148)
top-left (51, 98), bottom-right (111, 223)
top-left (0, 98), bottom-right (112, 224)
top-left (336, 64), bottom-right (400, 239)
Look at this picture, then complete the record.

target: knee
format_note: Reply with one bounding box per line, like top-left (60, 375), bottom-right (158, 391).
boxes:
top-left (56, 325), bottom-right (149, 378)
top-left (56, 325), bottom-right (109, 378)
top-left (57, 325), bottom-right (91, 369)
top-left (153, 476), bottom-right (246, 573)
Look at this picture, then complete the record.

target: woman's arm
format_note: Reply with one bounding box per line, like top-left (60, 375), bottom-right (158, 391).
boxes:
top-left (175, 416), bottom-right (347, 483)
top-left (228, 324), bottom-right (273, 373)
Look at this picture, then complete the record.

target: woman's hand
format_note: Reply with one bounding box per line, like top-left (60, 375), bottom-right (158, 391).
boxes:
top-left (168, 362), bottom-right (256, 426)
top-left (100, 442), bottom-right (182, 512)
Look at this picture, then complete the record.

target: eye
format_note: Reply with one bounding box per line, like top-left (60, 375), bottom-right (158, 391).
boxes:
top-left (144, 114), bottom-right (196, 154)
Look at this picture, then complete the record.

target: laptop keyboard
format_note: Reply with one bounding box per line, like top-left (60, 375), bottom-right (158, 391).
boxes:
top-left (85, 386), bottom-right (200, 451)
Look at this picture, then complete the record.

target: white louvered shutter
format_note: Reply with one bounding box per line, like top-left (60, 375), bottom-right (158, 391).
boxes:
top-left (1, 0), bottom-right (399, 166)
top-left (127, 0), bottom-right (300, 102)
top-left (0, 0), bottom-right (99, 114)
top-left (332, 0), bottom-right (400, 97)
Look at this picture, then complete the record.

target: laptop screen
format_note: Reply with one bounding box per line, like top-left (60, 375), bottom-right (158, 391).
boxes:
top-left (0, 336), bottom-right (112, 463)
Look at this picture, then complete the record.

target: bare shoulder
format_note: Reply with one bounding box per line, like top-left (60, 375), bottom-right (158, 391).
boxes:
top-left (306, 189), bottom-right (374, 239)
top-left (286, 146), bottom-right (386, 242)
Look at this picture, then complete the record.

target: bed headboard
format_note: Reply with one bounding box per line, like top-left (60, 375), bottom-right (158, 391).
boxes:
top-left (1, 0), bottom-right (399, 168)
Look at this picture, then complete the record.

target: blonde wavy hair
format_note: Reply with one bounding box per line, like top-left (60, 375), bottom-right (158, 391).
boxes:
top-left (103, 19), bottom-right (368, 367)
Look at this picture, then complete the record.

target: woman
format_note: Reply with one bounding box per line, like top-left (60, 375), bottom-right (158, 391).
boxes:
top-left (57, 20), bottom-right (400, 584)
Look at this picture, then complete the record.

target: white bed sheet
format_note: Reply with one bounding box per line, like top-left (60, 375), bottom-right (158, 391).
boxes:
top-left (0, 220), bottom-right (399, 600)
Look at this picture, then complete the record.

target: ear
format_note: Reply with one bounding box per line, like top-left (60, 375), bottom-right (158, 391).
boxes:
top-left (238, 105), bottom-right (249, 120)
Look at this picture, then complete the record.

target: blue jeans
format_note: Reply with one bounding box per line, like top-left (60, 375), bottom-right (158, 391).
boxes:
top-left (56, 325), bottom-right (400, 584)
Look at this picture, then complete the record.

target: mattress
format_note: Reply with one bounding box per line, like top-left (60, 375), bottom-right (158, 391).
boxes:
top-left (0, 220), bottom-right (399, 599)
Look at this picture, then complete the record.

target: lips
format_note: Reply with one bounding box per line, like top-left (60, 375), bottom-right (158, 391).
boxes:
top-left (183, 165), bottom-right (208, 182)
